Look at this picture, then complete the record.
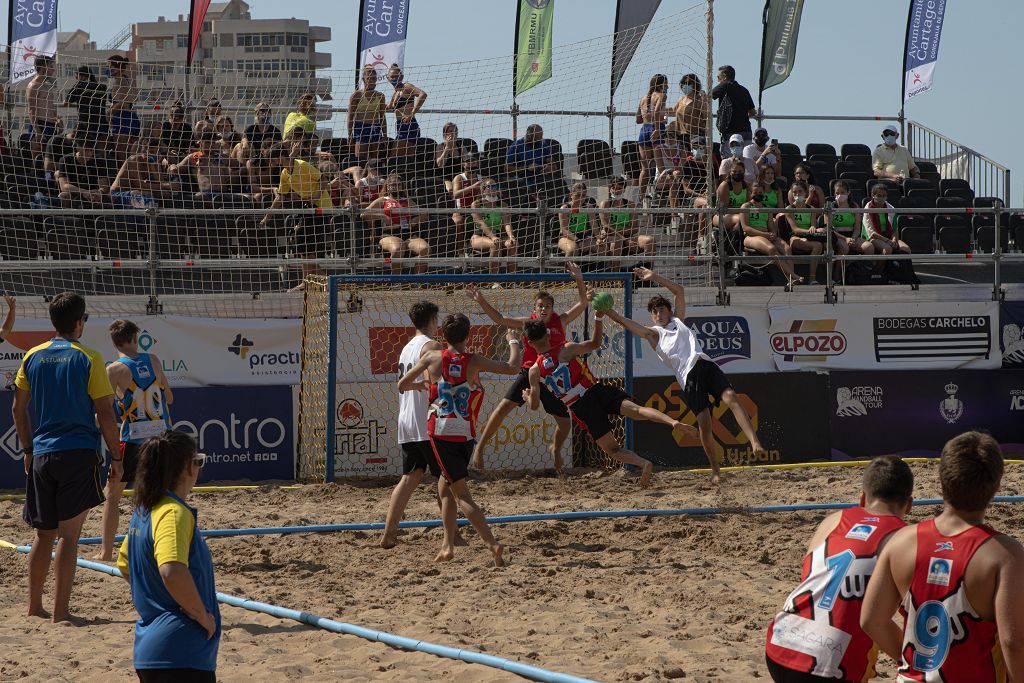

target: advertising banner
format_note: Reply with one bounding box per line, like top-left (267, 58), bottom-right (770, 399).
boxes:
top-left (0, 385), bottom-right (294, 490)
top-left (513, 0), bottom-right (554, 97)
top-left (759, 0), bottom-right (805, 94)
top-left (768, 302), bottom-right (999, 371)
top-left (830, 371), bottom-right (1024, 460)
top-left (187, 0), bottom-right (213, 66)
top-left (609, 0), bottom-right (661, 97)
top-left (633, 373), bottom-right (830, 468)
top-left (8, 0), bottom-right (58, 85)
top-left (1000, 301), bottom-right (1024, 368)
top-left (903, 0), bottom-right (947, 102)
top-left (357, 0), bottom-right (409, 86)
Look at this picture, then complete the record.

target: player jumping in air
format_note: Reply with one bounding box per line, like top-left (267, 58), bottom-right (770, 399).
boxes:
top-left (98, 319), bottom-right (174, 561)
top-left (465, 262), bottom-right (588, 472)
top-left (599, 267), bottom-right (762, 483)
top-left (523, 313), bottom-right (696, 488)
top-left (381, 301), bottom-right (465, 549)
top-left (398, 314), bottom-right (523, 566)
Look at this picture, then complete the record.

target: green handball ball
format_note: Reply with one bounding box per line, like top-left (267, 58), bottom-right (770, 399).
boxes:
top-left (591, 291), bottom-right (614, 312)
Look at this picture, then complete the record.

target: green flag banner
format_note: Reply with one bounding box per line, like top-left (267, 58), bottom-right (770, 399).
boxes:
top-left (514, 0), bottom-right (554, 97)
top-left (759, 0), bottom-right (805, 95)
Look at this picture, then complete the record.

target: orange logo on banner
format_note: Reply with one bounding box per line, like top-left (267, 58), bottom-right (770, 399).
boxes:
top-left (368, 325), bottom-right (498, 375)
top-left (643, 380), bottom-right (758, 447)
top-left (4, 331), bottom-right (54, 351)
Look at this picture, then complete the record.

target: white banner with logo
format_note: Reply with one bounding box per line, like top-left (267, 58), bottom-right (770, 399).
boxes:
top-left (768, 302), bottom-right (1000, 371)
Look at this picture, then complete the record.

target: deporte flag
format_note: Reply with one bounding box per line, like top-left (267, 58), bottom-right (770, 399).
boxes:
top-left (903, 0), bottom-right (947, 102)
top-left (357, 0), bottom-right (409, 88)
top-left (759, 0), bottom-right (805, 95)
top-left (513, 0), bottom-right (554, 97)
top-left (8, 0), bottom-right (58, 85)
top-left (188, 0), bottom-right (213, 66)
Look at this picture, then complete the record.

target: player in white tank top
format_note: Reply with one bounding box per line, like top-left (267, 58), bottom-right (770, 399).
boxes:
top-left (381, 302), bottom-right (465, 549)
top-left (597, 267), bottom-right (763, 483)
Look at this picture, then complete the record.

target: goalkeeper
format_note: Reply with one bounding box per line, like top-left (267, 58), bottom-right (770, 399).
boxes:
top-left (464, 263), bottom-right (588, 471)
top-left (599, 268), bottom-right (763, 483)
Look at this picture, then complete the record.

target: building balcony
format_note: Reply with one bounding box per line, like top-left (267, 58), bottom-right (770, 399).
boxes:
top-left (311, 52), bottom-right (331, 69)
top-left (309, 26), bottom-right (330, 43)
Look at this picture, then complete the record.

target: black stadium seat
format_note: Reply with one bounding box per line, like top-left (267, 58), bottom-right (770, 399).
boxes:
top-left (938, 220), bottom-right (972, 254)
top-left (915, 160), bottom-right (938, 174)
top-left (483, 137), bottom-right (513, 159)
top-left (576, 139), bottom-right (613, 181)
top-left (804, 142), bottom-right (836, 158)
top-left (841, 143), bottom-right (871, 159)
top-left (456, 137), bottom-right (479, 156)
top-left (778, 142), bottom-right (802, 158)
top-left (972, 213), bottom-right (1010, 253)
top-left (835, 160), bottom-right (863, 177)
top-left (907, 188), bottom-right (939, 205)
top-left (844, 155), bottom-right (873, 174)
top-left (901, 178), bottom-right (932, 193)
top-left (973, 196), bottom-right (1002, 208)
top-left (620, 141), bottom-right (641, 182)
top-left (898, 215), bottom-right (936, 254)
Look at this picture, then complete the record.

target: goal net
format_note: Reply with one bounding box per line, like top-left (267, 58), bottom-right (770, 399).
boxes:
top-left (297, 272), bottom-right (634, 483)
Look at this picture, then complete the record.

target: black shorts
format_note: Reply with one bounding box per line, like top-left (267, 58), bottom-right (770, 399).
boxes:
top-left (503, 369), bottom-right (570, 418)
top-left (137, 668), bottom-right (216, 683)
top-left (401, 440), bottom-right (441, 477)
top-left (120, 441), bottom-right (142, 483)
top-left (569, 383), bottom-right (630, 441)
top-left (429, 437), bottom-right (472, 484)
top-left (681, 358), bottom-right (732, 416)
top-left (23, 449), bottom-right (105, 530)
top-left (765, 654), bottom-right (835, 683)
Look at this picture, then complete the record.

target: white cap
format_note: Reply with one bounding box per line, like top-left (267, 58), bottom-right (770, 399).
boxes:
top-left (882, 124), bottom-right (898, 135)
top-left (728, 133), bottom-right (745, 145)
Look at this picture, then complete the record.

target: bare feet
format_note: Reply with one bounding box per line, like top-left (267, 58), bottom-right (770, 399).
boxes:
top-left (549, 444), bottom-right (564, 473)
top-left (27, 607), bottom-right (50, 619)
top-left (711, 472), bottom-right (721, 485)
top-left (379, 535), bottom-right (398, 549)
top-left (491, 543), bottom-right (506, 567)
top-left (52, 612), bottom-right (84, 625)
top-left (672, 421), bottom-right (699, 441)
top-left (435, 546), bottom-right (455, 562)
top-left (639, 461), bottom-right (654, 488)
top-left (751, 440), bottom-right (764, 454)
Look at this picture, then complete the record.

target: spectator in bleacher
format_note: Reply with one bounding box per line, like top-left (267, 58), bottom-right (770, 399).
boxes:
top-left (245, 141), bottom-right (288, 205)
top-left (711, 159), bottom-right (751, 249)
top-left (168, 131), bottom-right (245, 204)
top-left (160, 103), bottom-right (193, 164)
top-left (740, 180), bottom-right (801, 284)
top-left (757, 166), bottom-right (784, 210)
top-left (327, 162), bottom-right (355, 208)
top-left (872, 124), bottom-right (920, 183)
top-left (26, 55), bottom-right (58, 159)
top-left (56, 133), bottom-right (116, 209)
top-left (43, 132), bottom-right (75, 186)
top-left (788, 163), bottom-right (826, 208)
top-left (362, 173), bottom-right (429, 275)
top-left (237, 102), bottom-right (281, 163)
top-left (506, 123), bottom-right (559, 205)
top-left (436, 122), bottom-right (465, 186)
top-left (673, 73), bottom-right (709, 146)
top-left (558, 181), bottom-right (601, 259)
top-left (451, 152), bottom-right (483, 249)
top-left (718, 133), bottom-right (757, 185)
top-left (679, 136), bottom-right (711, 245)
top-left (348, 68), bottom-right (388, 162)
top-left (825, 178), bottom-right (872, 258)
top-left (470, 178), bottom-right (517, 275)
top-left (65, 66), bottom-right (108, 141)
top-left (780, 181), bottom-right (824, 284)
top-left (861, 183), bottom-right (909, 257)
top-left (284, 93), bottom-right (318, 142)
top-left (743, 127), bottom-right (781, 177)
top-left (106, 55), bottom-right (140, 164)
top-left (386, 64), bottom-right (427, 160)
top-left (636, 73), bottom-right (669, 204)
top-left (193, 98), bottom-right (222, 136)
top-left (656, 127), bottom-right (685, 212)
top-left (601, 175), bottom-right (655, 260)
top-left (214, 116), bottom-right (241, 148)
top-left (110, 137), bottom-right (169, 208)
top-left (711, 65), bottom-right (756, 146)
top-left (356, 158), bottom-right (384, 208)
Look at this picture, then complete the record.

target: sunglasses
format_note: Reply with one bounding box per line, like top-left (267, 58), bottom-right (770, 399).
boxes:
top-left (82, 313), bottom-right (90, 322)
top-left (193, 453), bottom-right (207, 468)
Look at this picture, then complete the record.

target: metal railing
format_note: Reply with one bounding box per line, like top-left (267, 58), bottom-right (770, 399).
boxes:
top-left (908, 120), bottom-right (1011, 205)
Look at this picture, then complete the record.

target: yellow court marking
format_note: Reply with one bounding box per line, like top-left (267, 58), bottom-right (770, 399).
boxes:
top-left (693, 458), bottom-right (1024, 474)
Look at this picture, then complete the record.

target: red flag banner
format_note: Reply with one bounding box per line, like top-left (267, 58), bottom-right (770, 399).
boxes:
top-left (188, 0), bottom-right (212, 66)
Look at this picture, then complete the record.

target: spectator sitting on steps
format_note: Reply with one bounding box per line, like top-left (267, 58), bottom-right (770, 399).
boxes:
top-left (872, 124), bottom-right (920, 184)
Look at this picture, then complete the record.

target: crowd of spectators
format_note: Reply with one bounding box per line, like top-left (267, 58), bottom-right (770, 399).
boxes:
top-left (0, 56), bottom-right (981, 289)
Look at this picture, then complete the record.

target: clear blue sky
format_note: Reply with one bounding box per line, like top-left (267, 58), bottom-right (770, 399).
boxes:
top-left (4, 0), bottom-right (1017, 192)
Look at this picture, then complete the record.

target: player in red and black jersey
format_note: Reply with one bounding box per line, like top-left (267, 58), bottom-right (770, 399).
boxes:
top-left (765, 456), bottom-right (913, 682)
top-left (465, 262), bottom-right (588, 472)
top-left (398, 313), bottom-right (522, 566)
top-left (522, 312), bottom-right (695, 488)
top-left (862, 432), bottom-right (1024, 683)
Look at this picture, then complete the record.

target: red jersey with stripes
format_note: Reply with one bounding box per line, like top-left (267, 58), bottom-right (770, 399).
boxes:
top-left (766, 507), bottom-right (907, 681)
top-left (536, 347), bottom-right (595, 407)
top-left (522, 311), bottom-right (565, 369)
top-left (427, 349), bottom-right (483, 442)
top-left (896, 519), bottom-right (1005, 682)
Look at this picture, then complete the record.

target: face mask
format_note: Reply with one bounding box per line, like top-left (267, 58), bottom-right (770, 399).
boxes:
top-left (730, 145), bottom-right (742, 156)
top-left (731, 172), bottom-right (744, 182)
top-left (366, 173), bottom-right (378, 183)
top-left (147, 154), bottom-right (158, 163)
top-left (752, 193), bottom-right (765, 202)
top-left (389, 78), bottom-right (402, 87)
top-left (835, 193), bottom-right (848, 203)
top-left (883, 134), bottom-right (897, 145)
top-left (680, 84), bottom-right (694, 96)
top-left (258, 115), bottom-right (271, 125)
top-left (873, 197), bottom-right (886, 206)
top-left (610, 192), bottom-right (623, 200)
top-left (794, 195), bottom-right (806, 204)
top-left (755, 138), bottom-right (768, 147)
top-left (692, 149), bottom-right (704, 159)
top-left (484, 193), bottom-right (500, 203)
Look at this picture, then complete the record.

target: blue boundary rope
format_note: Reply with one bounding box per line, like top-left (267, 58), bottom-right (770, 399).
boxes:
top-left (3, 544), bottom-right (596, 683)
top-left (76, 496), bottom-right (1024, 546)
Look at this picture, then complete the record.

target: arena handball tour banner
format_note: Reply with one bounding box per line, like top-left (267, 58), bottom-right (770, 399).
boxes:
top-left (767, 302), bottom-right (999, 372)
top-left (8, 0), bottom-right (58, 85)
top-left (903, 0), bottom-right (947, 102)
top-left (1000, 301), bottom-right (1024, 369)
top-left (356, 0), bottom-right (409, 86)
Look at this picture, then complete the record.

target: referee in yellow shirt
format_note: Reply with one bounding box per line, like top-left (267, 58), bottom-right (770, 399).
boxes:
top-left (12, 292), bottom-right (122, 623)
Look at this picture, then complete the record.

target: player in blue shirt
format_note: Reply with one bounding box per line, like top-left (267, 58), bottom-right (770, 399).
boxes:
top-left (98, 319), bottom-right (174, 561)
top-left (12, 292), bottom-right (121, 623)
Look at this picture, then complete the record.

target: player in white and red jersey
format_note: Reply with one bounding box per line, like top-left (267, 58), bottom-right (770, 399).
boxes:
top-left (464, 262), bottom-right (587, 472)
top-left (398, 313), bottom-right (522, 566)
top-left (862, 432), bottom-right (1024, 682)
top-left (523, 313), bottom-right (695, 488)
top-left (765, 456), bottom-right (914, 682)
